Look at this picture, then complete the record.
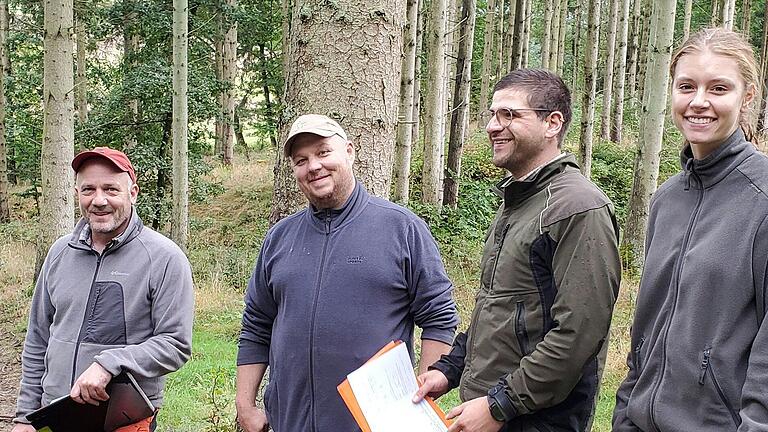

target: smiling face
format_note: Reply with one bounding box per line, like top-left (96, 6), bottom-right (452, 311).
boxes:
top-left (76, 158), bottom-right (138, 246)
top-left (672, 50), bottom-right (755, 159)
top-left (290, 133), bottom-right (356, 209)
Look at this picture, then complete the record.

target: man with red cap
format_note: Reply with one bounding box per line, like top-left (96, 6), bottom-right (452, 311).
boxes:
top-left (12, 147), bottom-right (194, 432)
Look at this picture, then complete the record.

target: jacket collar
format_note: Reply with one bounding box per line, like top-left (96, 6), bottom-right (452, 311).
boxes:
top-left (305, 180), bottom-right (369, 233)
top-left (69, 207), bottom-right (144, 253)
top-left (494, 153), bottom-right (579, 207)
top-left (680, 128), bottom-right (755, 189)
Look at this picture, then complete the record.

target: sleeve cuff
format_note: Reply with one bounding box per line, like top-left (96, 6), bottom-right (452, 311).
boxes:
top-left (237, 341), bottom-right (270, 366)
top-left (420, 328), bottom-right (457, 345)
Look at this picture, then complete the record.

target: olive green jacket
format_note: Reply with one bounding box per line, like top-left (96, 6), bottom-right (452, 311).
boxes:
top-left (432, 154), bottom-right (621, 431)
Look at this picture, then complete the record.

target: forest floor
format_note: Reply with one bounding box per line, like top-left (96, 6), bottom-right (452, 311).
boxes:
top-left (0, 150), bottom-right (636, 431)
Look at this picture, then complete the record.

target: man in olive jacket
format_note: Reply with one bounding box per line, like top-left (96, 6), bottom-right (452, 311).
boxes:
top-left (414, 69), bottom-right (621, 432)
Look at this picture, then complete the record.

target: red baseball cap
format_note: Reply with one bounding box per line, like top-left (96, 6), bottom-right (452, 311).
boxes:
top-left (71, 147), bottom-right (137, 183)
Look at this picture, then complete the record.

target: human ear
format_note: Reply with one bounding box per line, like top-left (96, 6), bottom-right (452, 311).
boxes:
top-left (544, 112), bottom-right (564, 140)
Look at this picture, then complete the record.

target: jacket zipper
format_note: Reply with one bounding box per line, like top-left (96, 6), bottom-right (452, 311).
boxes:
top-left (699, 348), bottom-right (740, 426)
top-left (634, 337), bottom-right (645, 372)
top-left (308, 211), bottom-right (332, 432)
top-left (648, 167), bottom-right (704, 432)
top-left (71, 252), bottom-right (103, 387)
top-left (515, 301), bottom-right (530, 355)
top-left (467, 222), bottom-right (511, 368)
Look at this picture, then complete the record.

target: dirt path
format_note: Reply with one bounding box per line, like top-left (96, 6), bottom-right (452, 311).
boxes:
top-left (0, 329), bottom-right (22, 430)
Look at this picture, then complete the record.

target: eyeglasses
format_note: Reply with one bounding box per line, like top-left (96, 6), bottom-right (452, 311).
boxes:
top-left (479, 108), bottom-right (552, 128)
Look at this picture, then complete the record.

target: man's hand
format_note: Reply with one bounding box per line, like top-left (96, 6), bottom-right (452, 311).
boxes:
top-left (236, 404), bottom-right (269, 432)
top-left (11, 423), bottom-right (36, 432)
top-left (412, 369), bottom-right (450, 402)
top-left (70, 362), bottom-right (112, 405)
top-left (445, 396), bottom-right (504, 432)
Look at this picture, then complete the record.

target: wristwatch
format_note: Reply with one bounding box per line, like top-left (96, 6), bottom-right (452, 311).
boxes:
top-left (487, 385), bottom-right (508, 422)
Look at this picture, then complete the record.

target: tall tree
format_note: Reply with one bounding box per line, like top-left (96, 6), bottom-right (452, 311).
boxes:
top-left (39, 0), bottom-right (75, 278)
top-left (611, 0), bottom-right (631, 143)
top-left (171, 0), bottom-right (189, 250)
top-left (711, 0), bottom-right (722, 25)
top-left (571, 0), bottom-right (581, 89)
top-left (503, 0), bottom-right (516, 72)
top-left (683, 0), bottom-right (693, 40)
top-left (742, 0), bottom-right (751, 34)
top-left (74, 4), bottom-right (87, 125)
top-left (578, 0), bottom-right (600, 178)
top-left (522, 0), bottom-right (531, 67)
top-left (0, 0), bottom-right (8, 222)
top-left (477, 0), bottom-right (497, 123)
top-left (444, 0), bottom-right (475, 208)
top-left (549, 0), bottom-right (561, 72)
top-left (393, 0), bottom-right (420, 203)
top-left (421, 0), bottom-right (448, 207)
top-left (555, 0), bottom-right (566, 73)
top-left (271, 0), bottom-right (405, 223)
top-left (511, 0), bottom-right (524, 70)
top-left (541, 0), bottom-right (553, 69)
top-left (600, 0), bottom-right (620, 140)
top-left (623, 0), bottom-right (677, 266)
top-left (219, 0), bottom-right (237, 165)
top-left (722, 0), bottom-right (735, 29)
top-left (495, 0), bottom-right (505, 78)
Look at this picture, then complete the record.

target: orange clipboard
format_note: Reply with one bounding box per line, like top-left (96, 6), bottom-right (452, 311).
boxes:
top-left (336, 340), bottom-right (452, 431)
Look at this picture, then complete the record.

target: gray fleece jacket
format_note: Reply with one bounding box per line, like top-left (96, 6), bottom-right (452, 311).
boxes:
top-left (15, 210), bottom-right (194, 423)
top-left (613, 129), bottom-right (768, 431)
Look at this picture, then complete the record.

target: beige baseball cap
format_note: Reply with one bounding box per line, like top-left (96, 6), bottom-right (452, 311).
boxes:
top-left (283, 114), bottom-right (348, 157)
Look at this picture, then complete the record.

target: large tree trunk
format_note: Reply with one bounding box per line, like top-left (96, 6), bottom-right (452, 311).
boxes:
top-left (270, 0), bottom-right (405, 223)
top-left (742, 0), bottom-right (751, 34)
top-left (522, 0), bottom-right (531, 67)
top-left (495, 0), bottom-right (505, 79)
top-left (393, 0), bottom-right (420, 203)
top-left (711, 0), bottom-right (722, 26)
top-left (257, 43), bottom-right (278, 148)
top-left (623, 0), bottom-right (676, 268)
top-left (571, 0), bottom-right (581, 90)
top-left (556, 0), bottom-right (566, 73)
top-left (578, 0), bottom-right (600, 178)
top-left (412, 0), bottom-right (423, 146)
top-left (511, 0), bottom-right (524, 70)
top-left (171, 0), bottom-right (188, 251)
top-left (421, 0), bottom-right (448, 208)
top-left (722, 0), bottom-right (735, 29)
top-left (627, 0), bottom-right (642, 102)
top-left (636, 0), bottom-right (651, 100)
top-left (549, 0), bottom-right (561, 73)
top-left (38, 0), bottom-right (75, 280)
top-left (0, 0), bottom-right (8, 222)
top-left (541, 0), bottom-right (553, 70)
top-left (683, 0), bottom-right (692, 40)
top-left (477, 0), bottom-right (497, 123)
top-left (600, 0), bottom-right (619, 140)
top-left (610, 0), bottom-right (631, 143)
top-left (220, 0), bottom-right (237, 165)
top-left (503, 0), bottom-right (515, 72)
top-left (443, 0), bottom-right (475, 208)
top-left (75, 7), bottom-right (87, 125)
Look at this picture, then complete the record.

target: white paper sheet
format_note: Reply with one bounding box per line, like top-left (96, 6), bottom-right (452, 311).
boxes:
top-left (346, 342), bottom-right (448, 432)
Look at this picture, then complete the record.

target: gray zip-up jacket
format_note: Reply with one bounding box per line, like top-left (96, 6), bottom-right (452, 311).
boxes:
top-left (613, 129), bottom-right (768, 431)
top-left (15, 210), bottom-right (194, 423)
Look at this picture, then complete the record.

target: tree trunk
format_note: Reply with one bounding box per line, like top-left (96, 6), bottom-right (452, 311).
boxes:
top-left (578, 0), bottom-right (600, 178)
top-left (742, 0), bottom-right (751, 34)
top-left (477, 0), bottom-right (497, 123)
top-left (636, 0), bottom-right (651, 100)
top-left (611, 0), bottom-right (631, 143)
top-left (549, 0), bottom-right (561, 73)
top-left (627, 0), bottom-right (642, 102)
top-left (393, 0), bottom-right (420, 203)
top-left (556, 0), bottom-right (566, 73)
top-left (271, 0), bottom-right (405, 223)
top-left (412, 0), bottom-right (423, 145)
top-left (600, 0), bottom-right (619, 140)
top-left (38, 0), bottom-right (75, 280)
top-left (171, 0), bottom-right (188, 251)
top-left (541, 0), bottom-right (553, 69)
top-left (683, 0), bottom-right (692, 40)
top-left (220, 0), bottom-right (237, 165)
top-left (511, 0), bottom-right (524, 70)
top-left (421, 0), bottom-right (448, 208)
top-left (722, 0), bottom-right (735, 29)
top-left (503, 0), bottom-right (516, 72)
top-left (571, 0), bottom-right (581, 90)
top-left (495, 0), bottom-right (505, 78)
top-left (0, 0), bottom-right (8, 222)
top-left (522, 0), bottom-right (531, 67)
top-left (443, 0), bottom-right (475, 208)
top-left (711, 0), bottom-right (722, 25)
top-left (75, 8), bottom-right (87, 125)
top-left (622, 0), bottom-right (676, 268)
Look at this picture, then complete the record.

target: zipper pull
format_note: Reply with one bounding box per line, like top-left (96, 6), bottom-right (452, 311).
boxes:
top-left (324, 210), bottom-right (331, 235)
top-left (699, 348), bottom-right (711, 385)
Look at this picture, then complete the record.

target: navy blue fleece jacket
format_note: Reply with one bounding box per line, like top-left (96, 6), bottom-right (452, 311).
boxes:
top-left (237, 181), bottom-right (459, 432)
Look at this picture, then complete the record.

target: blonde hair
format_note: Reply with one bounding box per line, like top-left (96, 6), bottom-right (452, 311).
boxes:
top-left (670, 27), bottom-right (761, 145)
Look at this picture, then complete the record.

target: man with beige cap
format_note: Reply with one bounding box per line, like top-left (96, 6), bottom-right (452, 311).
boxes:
top-left (235, 114), bottom-right (459, 432)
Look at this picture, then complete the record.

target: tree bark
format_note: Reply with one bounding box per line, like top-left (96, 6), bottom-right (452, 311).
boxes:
top-left (636, 0), bottom-right (651, 100)
top-left (171, 0), bottom-right (188, 251)
top-left (683, 0), bottom-right (692, 40)
top-left (578, 0), bottom-right (600, 178)
top-left (511, 0), bottom-right (524, 70)
top-left (503, 0), bottom-right (516, 72)
top-left (271, 0), bottom-right (405, 223)
top-left (220, 0), bottom-right (237, 165)
top-left (0, 0), bottom-right (8, 222)
top-left (571, 0), bottom-right (581, 90)
top-left (477, 0), bottom-right (497, 123)
top-left (627, 0), bottom-right (642, 102)
top-left (443, 0), bottom-right (475, 208)
top-left (556, 0), bottom-right (566, 73)
top-left (600, 0), bottom-right (619, 140)
top-left (38, 0), bottom-right (75, 280)
top-left (541, 0), bottom-right (553, 70)
top-left (711, 0), bottom-right (722, 25)
top-left (549, 0), bottom-right (561, 73)
top-left (742, 0), bottom-right (751, 35)
top-left (75, 7), bottom-right (87, 125)
top-left (393, 0), bottom-right (420, 203)
top-left (722, 0), bottom-right (735, 29)
top-left (522, 0), bottom-right (531, 67)
top-left (257, 43), bottom-right (277, 149)
top-left (611, 0), bottom-right (631, 143)
top-left (495, 0), bottom-right (505, 78)
top-left (412, 0), bottom-right (423, 146)
top-left (421, 0), bottom-right (448, 207)
top-left (622, 0), bottom-right (676, 268)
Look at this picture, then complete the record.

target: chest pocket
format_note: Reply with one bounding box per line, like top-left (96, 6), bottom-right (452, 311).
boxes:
top-left (81, 281), bottom-right (127, 345)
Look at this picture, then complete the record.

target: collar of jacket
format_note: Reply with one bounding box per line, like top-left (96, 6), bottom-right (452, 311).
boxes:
top-left (68, 207), bottom-right (144, 253)
top-left (305, 180), bottom-right (370, 233)
top-left (493, 153), bottom-right (579, 208)
top-left (679, 128), bottom-right (755, 189)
